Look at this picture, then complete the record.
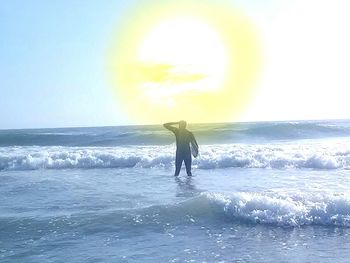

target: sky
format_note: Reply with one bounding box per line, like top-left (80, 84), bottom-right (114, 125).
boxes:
top-left (1, 0), bottom-right (350, 129)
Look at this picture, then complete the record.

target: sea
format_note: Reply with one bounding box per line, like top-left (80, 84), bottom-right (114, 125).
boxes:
top-left (1, 120), bottom-right (350, 262)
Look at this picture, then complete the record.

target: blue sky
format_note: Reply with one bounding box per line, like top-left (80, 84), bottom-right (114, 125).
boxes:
top-left (1, 0), bottom-right (350, 129)
top-left (1, 1), bottom-right (131, 128)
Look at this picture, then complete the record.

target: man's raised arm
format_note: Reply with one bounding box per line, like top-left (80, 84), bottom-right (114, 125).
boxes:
top-left (163, 122), bottom-right (179, 133)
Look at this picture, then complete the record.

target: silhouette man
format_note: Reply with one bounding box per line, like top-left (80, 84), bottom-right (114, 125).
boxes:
top-left (163, 120), bottom-right (198, 176)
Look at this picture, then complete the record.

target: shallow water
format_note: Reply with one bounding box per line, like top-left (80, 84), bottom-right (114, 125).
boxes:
top-left (1, 120), bottom-right (350, 262)
top-left (1, 167), bottom-right (350, 262)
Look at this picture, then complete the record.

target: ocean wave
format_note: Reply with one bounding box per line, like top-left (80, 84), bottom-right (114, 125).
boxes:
top-left (120, 191), bottom-right (350, 227)
top-left (1, 142), bottom-right (350, 171)
top-left (1, 120), bottom-right (350, 147)
top-left (205, 192), bottom-right (350, 227)
top-left (4, 191), bottom-right (350, 231)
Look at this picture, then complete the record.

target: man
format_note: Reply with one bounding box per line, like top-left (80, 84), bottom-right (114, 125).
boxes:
top-left (163, 120), bottom-right (198, 176)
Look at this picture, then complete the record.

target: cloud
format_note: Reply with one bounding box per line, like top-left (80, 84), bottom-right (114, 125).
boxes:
top-left (135, 63), bottom-right (207, 84)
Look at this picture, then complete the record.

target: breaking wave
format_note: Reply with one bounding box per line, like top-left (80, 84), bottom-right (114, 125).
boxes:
top-left (116, 191), bottom-right (350, 227)
top-left (3, 191), bottom-right (350, 231)
top-left (204, 191), bottom-right (350, 227)
top-left (1, 142), bottom-right (350, 171)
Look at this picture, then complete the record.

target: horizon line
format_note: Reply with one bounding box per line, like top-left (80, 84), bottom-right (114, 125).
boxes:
top-left (1, 117), bottom-right (350, 131)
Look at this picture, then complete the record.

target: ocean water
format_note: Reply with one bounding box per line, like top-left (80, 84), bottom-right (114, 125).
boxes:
top-left (1, 120), bottom-right (350, 262)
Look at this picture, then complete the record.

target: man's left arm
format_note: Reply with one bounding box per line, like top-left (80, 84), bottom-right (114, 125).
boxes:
top-left (190, 132), bottom-right (198, 147)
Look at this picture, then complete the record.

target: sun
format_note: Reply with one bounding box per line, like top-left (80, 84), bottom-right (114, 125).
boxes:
top-left (137, 16), bottom-right (228, 108)
top-left (108, 1), bottom-right (260, 124)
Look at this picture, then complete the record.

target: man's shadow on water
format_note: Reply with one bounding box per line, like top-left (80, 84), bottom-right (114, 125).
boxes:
top-left (174, 176), bottom-right (202, 198)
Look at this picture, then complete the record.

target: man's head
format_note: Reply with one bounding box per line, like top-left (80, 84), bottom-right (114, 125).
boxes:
top-left (179, 120), bottom-right (187, 129)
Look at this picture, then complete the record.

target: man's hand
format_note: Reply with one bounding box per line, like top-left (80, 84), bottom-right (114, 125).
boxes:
top-left (163, 122), bottom-right (179, 132)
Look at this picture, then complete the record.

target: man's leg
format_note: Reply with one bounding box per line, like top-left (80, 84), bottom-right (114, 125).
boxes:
top-left (175, 153), bottom-right (183, 176)
top-left (184, 152), bottom-right (192, 176)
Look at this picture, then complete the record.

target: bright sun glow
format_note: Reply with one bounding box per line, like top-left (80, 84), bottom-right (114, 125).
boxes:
top-left (108, 1), bottom-right (261, 124)
top-left (138, 17), bottom-right (228, 107)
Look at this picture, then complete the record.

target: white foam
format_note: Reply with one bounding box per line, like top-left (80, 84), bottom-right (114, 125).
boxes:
top-left (205, 191), bottom-right (350, 227)
top-left (1, 141), bottom-right (350, 170)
